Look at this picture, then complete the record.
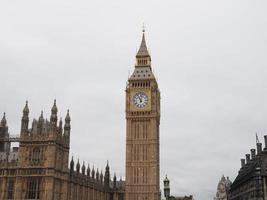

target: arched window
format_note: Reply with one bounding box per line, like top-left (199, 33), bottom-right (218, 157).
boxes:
top-left (26, 178), bottom-right (41, 199)
top-left (30, 147), bottom-right (42, 164)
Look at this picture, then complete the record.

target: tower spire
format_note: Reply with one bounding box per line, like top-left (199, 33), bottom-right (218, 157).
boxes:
top-left (136, 30), bottom-right (150, 58)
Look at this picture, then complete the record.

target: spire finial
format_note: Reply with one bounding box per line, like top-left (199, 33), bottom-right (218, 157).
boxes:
top-left (142, 23), bottom-right (145, 33)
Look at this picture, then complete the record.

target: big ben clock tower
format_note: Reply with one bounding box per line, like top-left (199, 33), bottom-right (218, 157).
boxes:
top-left (125, 30), bottom-right (160, 200)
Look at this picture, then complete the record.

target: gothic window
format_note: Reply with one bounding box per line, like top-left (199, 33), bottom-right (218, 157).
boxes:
top-left (7, 179), bottom-right (15, 199)
top-left (26, 178), bottom-right (41, 199)
top-left (30, 147), bottom-right (43, 165)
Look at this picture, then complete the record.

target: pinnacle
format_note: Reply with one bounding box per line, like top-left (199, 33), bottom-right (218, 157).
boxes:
top-left (23, 100), bottom-right (29, 114)
top-left (51, 99), bottom-right (58, 113)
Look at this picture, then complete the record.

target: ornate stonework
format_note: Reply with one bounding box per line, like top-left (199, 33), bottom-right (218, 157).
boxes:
top-left (214, 175), bottom-right (232, 200)
top-left (125, 31), bottom-right (160, 200)
top-left (0, 101), bottom-right (125, 200)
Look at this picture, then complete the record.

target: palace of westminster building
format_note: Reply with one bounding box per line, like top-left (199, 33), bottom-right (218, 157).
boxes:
top-left (0, 31), bottom-right (161, 200)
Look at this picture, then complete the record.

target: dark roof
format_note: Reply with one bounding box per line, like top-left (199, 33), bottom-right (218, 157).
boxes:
top-left (136, 32), bottom-right (150, 58)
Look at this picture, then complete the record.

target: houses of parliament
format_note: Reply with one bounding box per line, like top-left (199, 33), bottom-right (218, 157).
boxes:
top-left (0, 31), bottom-right (161, 200)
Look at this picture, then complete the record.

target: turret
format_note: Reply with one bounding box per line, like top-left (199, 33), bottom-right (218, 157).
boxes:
top-left (113, 173), bottom-right (117, 189)
top-left (76, 159), bottom-right (80, 173)
top-left (50, 100), bottom-right (58, 128)
top-left (257, 142), bottom-right (262, 155)
top-left (63, 110), bottom-right (71, 144)
top-left (264, 135), bottom-right (267, 151)
top-left (21, 101), bottom-right (29, 134)
top-left (59, 117), bottom-right (63, 135)
top-left (245, 154), bottom-right (250, 164)
top-left (87, 164), bottom-right (91, 177)
top-left (70, 156), bottom-right (74, 172)
top-left (240, 158), bottom-right (245, 168)
top-left (37, 111), bottom-right (44, 134)
top-left (0, 113), bottom-right (7, 127)
top-left (82, 162), bottom-right (85, 175)
top-left (96, 169), bottom-right (99, 181)
top-left (163, 175), bottom-right (170, 198)
top-left (251, 149), bottom-right (256, 159)
top-left (104, 161), bottom-right (110, 188)
top-left (100, 170), bottom-right (103, 184)
top-left (92, 166), bottom-right (95, 179)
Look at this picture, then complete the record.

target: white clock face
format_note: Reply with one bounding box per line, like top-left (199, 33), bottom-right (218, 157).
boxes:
top-left (133, 92), bottom-right (149, 108)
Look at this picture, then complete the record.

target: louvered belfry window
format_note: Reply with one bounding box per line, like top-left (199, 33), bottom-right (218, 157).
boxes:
top-left (7, 179), bottom-right (15, 199)
top-left (26, 178), bottom-right (41, 199)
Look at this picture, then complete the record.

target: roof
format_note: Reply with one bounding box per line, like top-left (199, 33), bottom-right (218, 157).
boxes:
top-left (136, 32), bottom-right (150, 58)
top-left (230, 153), bottom-right (264, 191)
top-left (129, 66), bottom-right (155, 80)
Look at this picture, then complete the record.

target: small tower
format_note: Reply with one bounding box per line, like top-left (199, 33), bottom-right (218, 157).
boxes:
top-left (96, 169), bottom-right (99, 181)
top-left (163, 175), bottom-right (170, 199)
top-left (82, 162), bottom-right (86, 175)
top-left (50, 99), bottom-right (58, 129)
top-left (63, 110), bottom-right (71, 146)
top-left (70, 156), bottom-right (74, 173)
top-left (100, 170), bottom-right (103, 184)
top-left (20, 101), bottom-right (29, 135)
top-left (37, 111), bottom-right (44, 134)
top-left (0, 113), bottom-right (9, 152)
top-left (0, 112), bottom-right (7, 127)
top-left (76, 159), bottom-right (80, 173)
top-left (92, 166), bottom-right (95, 179)
top-left (87, 164), bottom-right (91, 177)
top-left (104, 161), bottom-right (110, 189)
top-left (113, 173), bottom-right (117, 189)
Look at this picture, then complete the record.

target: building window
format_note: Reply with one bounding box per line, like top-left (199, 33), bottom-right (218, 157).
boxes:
top-left (26, 178), bottom-right (41, 199)
top-left (7, 179), bottom-right (15, 199)
top-left (30, 147), bottom-right (42, 165)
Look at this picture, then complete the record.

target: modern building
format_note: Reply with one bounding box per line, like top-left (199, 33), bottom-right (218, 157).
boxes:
top-left (214, 175), bottom-right (232, 200)
top-left (125, 30), bottom-right (161, 200)
top-left (229, 136), bottom-right (267, 200)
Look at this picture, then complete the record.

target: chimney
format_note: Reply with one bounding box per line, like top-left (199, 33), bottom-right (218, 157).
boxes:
top-left (251, 149), bottom-right (256, 159)
top-left (257, 143), bottom-right (262, 155)
top-left (245, 154), bottom-right (250, 164)
top-left (241, 159), bottom-right (245, 168)
top-left (264, 135), bottom-right (267, 150)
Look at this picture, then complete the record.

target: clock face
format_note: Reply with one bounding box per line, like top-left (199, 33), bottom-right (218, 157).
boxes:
top-left (133, 92), bottom-right (149, 108)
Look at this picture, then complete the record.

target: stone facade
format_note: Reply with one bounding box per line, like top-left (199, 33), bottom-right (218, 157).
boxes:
top-left (125, 30), bottom-right (161, 200)
top-left (214, 175), bottom-right (232, 200)
top-left (229, 136), bottom-right (267, 200)
top-left (0, 101), bottom-right (125, 200)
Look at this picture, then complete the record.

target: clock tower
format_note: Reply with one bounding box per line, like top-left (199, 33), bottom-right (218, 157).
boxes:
top-left (125, 30), bottom-right (160, 200)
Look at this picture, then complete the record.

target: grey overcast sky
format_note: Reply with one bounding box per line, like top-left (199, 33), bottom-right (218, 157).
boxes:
top-left (1, 0), bottom-right (267, 199)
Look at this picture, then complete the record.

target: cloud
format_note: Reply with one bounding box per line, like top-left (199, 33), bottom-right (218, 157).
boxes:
top-left (1, 1), bottom-right (267, 199)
